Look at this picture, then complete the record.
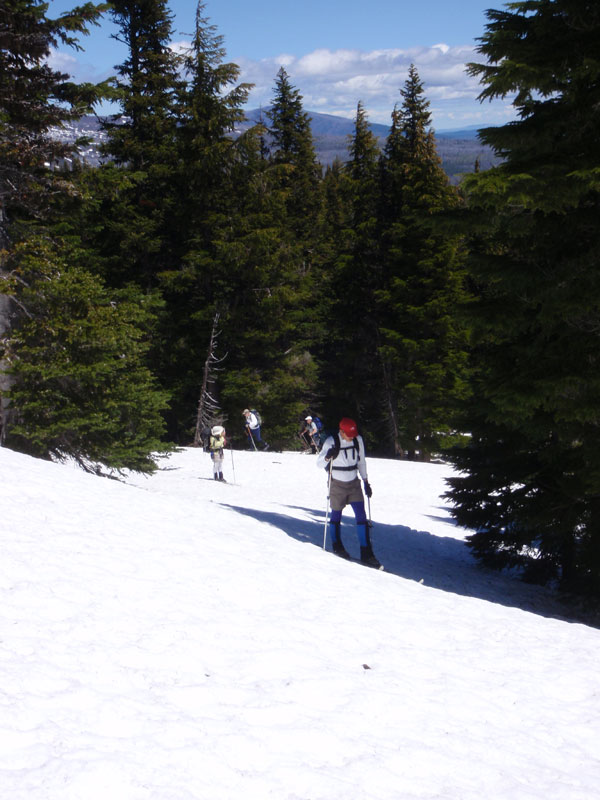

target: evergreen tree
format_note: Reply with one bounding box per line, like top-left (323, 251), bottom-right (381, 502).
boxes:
top-left (266, 67), bottom-right (322, 242)
top-left (203, 66), bottom-right (323, 446)
top-left (155, 1), bottom-right (253, 441)
top-left (96, 0), bottom-right (183, 289)
top-left (377, 66), bottom-right (469, 459)
top-left (317, 158), bottom-right (352, 425)
top-left (73, 0), bottom-right (187, 443)
top-left (445, 1), bottom-right (600, 594)
top-left (321, 101), bottom-right (382, 438)
top-left (176, 0), bottom-right (251, 226)
top-left (0, 0), bottom-right (108, 442)
top-left (214, 125), bottom-right (320, 446)
top-left (0, 0), bottom-right (107, 237)
top-left (104, 0), bottom-right (181, 171)
top-left (3, 235), bottom-right (169, 472)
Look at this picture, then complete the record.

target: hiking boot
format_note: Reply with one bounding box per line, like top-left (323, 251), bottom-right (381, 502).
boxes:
top-left (360, 545), bottom-right (381, 569)
top-left (333, 540), bottom-right (351, 559)
top-left (330, 521), bottom-right (350, 558)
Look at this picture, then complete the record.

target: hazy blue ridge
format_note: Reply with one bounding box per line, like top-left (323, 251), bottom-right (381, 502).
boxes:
top-left (52, 111), bottom-right (500, 180)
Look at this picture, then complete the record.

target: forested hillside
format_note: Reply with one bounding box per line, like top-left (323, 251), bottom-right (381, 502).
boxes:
top-left (52, 110), bottom-right (498, 181)
top-left (2, 0), bottom-right (600, 598)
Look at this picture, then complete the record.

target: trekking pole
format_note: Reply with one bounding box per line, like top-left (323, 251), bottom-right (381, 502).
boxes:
top-left (322, 459), bottom-right (333, 550)
top-left (365, 473), bottom-right (373, 528)
top-left (246, 426), bottom-right (257, 451)
top-left (230, 441), bottom-right (236, 484)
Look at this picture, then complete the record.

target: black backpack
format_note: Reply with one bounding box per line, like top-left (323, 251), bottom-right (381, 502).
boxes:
top-left (324, 432), bottom-right (360, 470)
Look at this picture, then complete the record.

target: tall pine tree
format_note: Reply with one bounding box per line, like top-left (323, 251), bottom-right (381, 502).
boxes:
top-left (445, 1), bottom-right (600, 594)
top-left (0, 0), bottom-right (107, 239)
top-left (377, 66), bottom-right (469, 459)
top-left (3, 235), bottom-right (169, 472)
top-left (323, 101), bottom-right (382, 437)
top-left (266, 67), bottom-right (322, 243)
top-left (1, 0), bottom-right (106, 443)
top-left (153, 0), bottom-right (253, 440)
top-left (72, 0), bottom-right (185, 441)
top-left (95, 0), bottom-right (183, 289)
top-left (208, 66), bottom-right (324, 444)
top-left (0, 1), bottom-right (169, 469)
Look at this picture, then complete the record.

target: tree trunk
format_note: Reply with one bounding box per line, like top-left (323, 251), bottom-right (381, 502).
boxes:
top-left (379, 353), bottom-right (404, 458)
top-left (0, 289), bottom-right (13, 445)
top-left (193, 312), bottom-right (223, 447)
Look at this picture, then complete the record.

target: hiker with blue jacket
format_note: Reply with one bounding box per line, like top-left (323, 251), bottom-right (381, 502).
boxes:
top-left (317, 417), bottom-right (380, 568)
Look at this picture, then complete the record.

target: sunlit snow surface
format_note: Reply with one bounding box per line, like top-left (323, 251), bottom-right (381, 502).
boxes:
top-left (2, 446), bottom-right (599, 799)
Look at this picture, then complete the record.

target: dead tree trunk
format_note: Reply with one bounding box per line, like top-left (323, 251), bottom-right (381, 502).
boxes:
top-left (0, 292), bottom-right (12, 445)
top-left (0, 210), bottom-right (14, 445)
top-left (193, 311), bottom-right (226, 447)
top-left (380, 353), bottom-right (404, 458)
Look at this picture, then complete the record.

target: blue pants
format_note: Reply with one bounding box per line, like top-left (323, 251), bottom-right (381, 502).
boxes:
top-left (247, 426), bottom-right (265, 445)
top-left (330, 501), bottom-right (368, 547)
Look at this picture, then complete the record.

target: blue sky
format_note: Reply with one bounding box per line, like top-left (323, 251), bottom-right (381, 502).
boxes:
top-left (49, 0), bottom-right (516, 129)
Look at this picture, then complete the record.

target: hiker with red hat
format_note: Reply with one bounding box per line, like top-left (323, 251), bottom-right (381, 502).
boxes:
top-left (316, 417), bottom-right (381, 568)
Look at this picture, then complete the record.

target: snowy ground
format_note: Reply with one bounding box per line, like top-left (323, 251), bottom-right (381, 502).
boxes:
top-left (2, 445), bottom-right (599, 799)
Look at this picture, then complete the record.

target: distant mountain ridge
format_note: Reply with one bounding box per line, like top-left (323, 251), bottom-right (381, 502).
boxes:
top-left (236, 108), bottom-right (497, 179)
top-left (52, 110), bottom-right (499, 181)
top-left (242, 107), bottom-right (486, 140)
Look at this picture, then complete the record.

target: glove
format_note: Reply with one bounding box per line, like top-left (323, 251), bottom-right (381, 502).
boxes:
top-left (325, 443), bottom-right (339, 461)
top-left (363, 480), bottom-right (372, 498)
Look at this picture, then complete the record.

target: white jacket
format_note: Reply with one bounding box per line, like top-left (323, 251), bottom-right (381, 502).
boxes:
top-left (316, 433), bottom-right (367, 482)
top-left (245, 412), bottom-right (259, 430)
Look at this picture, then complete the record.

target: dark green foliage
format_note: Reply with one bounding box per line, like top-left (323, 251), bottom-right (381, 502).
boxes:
top-left (0, 0), bottom-right (122, 459)
top-left (104, 0), bottom-right (182, 170)
top-left (213, 126), bottom-right (321, 447)
top-left (3, 236), bottom-right (169, 472)
top-left (205, 66), bottom-right (323, 447)
top-left (0, 4), bottom-right (484, 496)
top-left (0, 0), bottom-right (108, 239)
top-left (445, 0), bottom-right (600, 594)
top-left (376, 67), bottom-right (470, 459)
top-left (96, 0), bottom-right (183, 289)
top-left (266, 67), bottom-right (323, 243)
top-left (320, 102), bottom-right (382, 436)
top-left (149, 1), bottom-right (254, 440)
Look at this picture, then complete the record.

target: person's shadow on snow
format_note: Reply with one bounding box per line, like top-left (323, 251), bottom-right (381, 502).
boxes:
top-left (219, 502), bottom-right (594, 626)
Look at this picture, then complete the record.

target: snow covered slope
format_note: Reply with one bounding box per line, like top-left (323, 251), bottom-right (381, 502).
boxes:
top-left (1, 446), bottom-right (599, 799)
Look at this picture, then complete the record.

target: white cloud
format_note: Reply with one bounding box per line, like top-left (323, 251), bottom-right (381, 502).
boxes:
top-left (47, 39), bottom-right (516, 129)
top-left (47, 50), bottom-right (78, 71)
top-left (47, 48), bottom-right (114, 83)
top-left (234, 43), bottom-right (515, 128)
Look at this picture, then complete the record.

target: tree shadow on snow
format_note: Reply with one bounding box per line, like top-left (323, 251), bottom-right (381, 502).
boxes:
top-left (219, 502), bottom-right (595, 627)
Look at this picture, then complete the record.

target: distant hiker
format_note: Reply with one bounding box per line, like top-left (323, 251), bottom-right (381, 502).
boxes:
top-left (209, 425), bottom-right (227, 481)
top-left (317, 417), bottom-right (380, 568)
top-left (242, 408), bottom-right (269, 451)
top-left (200, 424), bottom-right (211, 453)
top-left (299, 416), bottom-right (319, 454)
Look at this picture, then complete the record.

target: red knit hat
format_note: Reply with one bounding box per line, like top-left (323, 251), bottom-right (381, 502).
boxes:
top-left (339, 417), bottom-right (358, 437)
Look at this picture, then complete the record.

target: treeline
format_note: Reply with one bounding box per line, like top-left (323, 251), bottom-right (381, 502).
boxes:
top-left (2, 0), bottom-right (600, 597)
